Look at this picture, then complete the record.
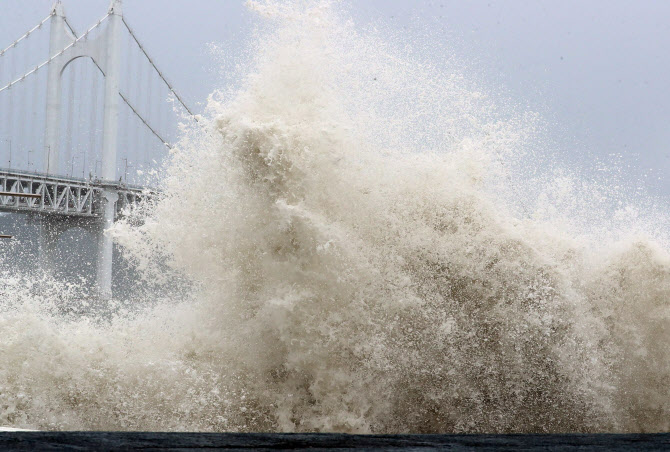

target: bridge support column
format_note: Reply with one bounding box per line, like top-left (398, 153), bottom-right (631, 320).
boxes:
top-left (96, 0), bottom-right (123, 299)
top-left (95, 190), bottom-right (118, 299)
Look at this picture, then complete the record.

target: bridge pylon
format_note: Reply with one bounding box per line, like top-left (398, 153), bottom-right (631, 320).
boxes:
top-left (40, 0), bottom-right (124, 299)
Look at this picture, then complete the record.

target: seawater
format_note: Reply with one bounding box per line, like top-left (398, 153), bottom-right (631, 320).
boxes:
top-left (1, 1), bottom-right (669, 433)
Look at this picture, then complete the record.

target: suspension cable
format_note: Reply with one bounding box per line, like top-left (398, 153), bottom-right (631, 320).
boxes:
top-left (0, 13), bottom-right (110, 94)
top-left (17, 38), bottom-right (28, 165)
top-left (6, 47), bottom-right (17, 167)
top-left (30, 59), bottom-right (40, 170)
top-left (143, 60), bottom-right (153, 165)
top-left (133, 41), bottom-right (143, 156)
top-left (64, 58), bottom-right (76, 175)
top-left (88, 60), bottom-right (100, 176)
top-left (121, 17), bottom-right (198, 120)
top-left (72, 12), bottom-right (203, 149)
top-left (63, 16), bottom-right (78, 39)
top-left (3, 10), bottom-right (179, 152)
top-left (123, 30), bottom-right (133, 164)
top-left (65, 15), bottom-right (171, 152)
top-left (82, 42), bottom-right (173, 151)
top-left (63, 14), bottom-right (82, 176)
top-left (120, 92), bottom-right (172, 149)
top-left (0, 13), bottom-right (52, 57)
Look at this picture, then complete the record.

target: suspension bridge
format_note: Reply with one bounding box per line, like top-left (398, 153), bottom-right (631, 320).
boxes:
top-left (0, 0), bottom-right (195, 298)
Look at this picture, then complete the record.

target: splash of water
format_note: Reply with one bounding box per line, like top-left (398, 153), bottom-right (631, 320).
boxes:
top-left (1, 1), bottom-right (669, 433)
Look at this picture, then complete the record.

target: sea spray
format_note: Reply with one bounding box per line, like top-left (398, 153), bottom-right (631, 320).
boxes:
top-left (1, 0), bottom-right (669, 433)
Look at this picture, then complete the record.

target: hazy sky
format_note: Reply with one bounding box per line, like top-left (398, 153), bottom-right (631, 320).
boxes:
top-left (2, 0), bottom-right (670, 197)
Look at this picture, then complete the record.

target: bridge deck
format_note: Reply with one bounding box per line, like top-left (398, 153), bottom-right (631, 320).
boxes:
top-left (0, 168), bottom-right (150, 218)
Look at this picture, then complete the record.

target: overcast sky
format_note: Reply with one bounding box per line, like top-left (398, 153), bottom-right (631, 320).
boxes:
top-left (2, 0), bottom-right (670, 198)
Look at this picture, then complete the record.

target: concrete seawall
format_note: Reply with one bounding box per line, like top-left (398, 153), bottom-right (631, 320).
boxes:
top-left (0, 432), bottom-right (668, 450)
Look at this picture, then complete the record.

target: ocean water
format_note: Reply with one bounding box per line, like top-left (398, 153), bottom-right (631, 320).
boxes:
top-left (1, 1), bottom-right (669, 433)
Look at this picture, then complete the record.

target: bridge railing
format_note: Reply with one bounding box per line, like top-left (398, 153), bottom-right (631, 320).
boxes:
top-left (0, 166), bottom-right (149, 192)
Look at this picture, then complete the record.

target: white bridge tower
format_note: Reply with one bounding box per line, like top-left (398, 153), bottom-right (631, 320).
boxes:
top-left (42, 0), bottom-right (123, 299)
